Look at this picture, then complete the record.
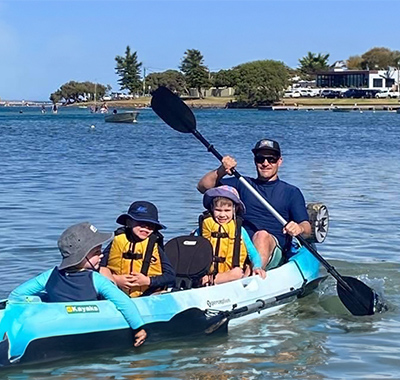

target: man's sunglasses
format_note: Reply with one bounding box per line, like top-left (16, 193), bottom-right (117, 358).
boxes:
top-left (254, 155), bottom-right (279, 164)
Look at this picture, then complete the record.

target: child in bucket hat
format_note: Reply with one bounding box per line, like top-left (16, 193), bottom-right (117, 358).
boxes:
top-left (100, 201), bottom-right (175, 298)
top-left (198, 186), bottom-right (265, 285)
top-left (9, 222), bottom-right (146, 347)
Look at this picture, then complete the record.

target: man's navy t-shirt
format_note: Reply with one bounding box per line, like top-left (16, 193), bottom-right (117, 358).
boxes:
top-left (220, 177), bottom-right (309, 248)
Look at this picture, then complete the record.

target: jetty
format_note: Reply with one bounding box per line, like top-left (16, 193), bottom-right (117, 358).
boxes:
top-left (258, 105), bottom-right (400, 112)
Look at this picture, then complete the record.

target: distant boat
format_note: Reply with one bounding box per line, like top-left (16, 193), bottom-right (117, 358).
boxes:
top-left (104, 111), bottom-right (139, 123)
top-left (332, 108), bottom-right (352, 112)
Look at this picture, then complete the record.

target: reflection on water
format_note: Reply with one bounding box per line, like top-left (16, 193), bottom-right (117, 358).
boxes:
top-left (0, 107), bottom-right (400, 379)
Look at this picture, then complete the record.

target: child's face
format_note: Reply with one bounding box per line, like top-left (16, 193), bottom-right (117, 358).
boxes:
top-left (131, 220), bottom-right (156, 240)
top-left (81, 245), bottom-right (103, 270)
top-left (213, 204), bottom-right (234, 224)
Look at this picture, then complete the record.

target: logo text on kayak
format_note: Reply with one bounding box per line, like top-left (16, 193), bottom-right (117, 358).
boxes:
top-left (207, 298), bottom-right (231, 307)
top-left (65, 305), bottom-right (100, 314)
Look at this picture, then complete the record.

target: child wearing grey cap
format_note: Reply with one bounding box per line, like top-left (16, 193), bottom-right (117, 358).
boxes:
top-left (9, 222), bottom-right (147, 347)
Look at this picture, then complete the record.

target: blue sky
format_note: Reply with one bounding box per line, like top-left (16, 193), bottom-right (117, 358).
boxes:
top-left (0, 0), bottom-right (399, 100)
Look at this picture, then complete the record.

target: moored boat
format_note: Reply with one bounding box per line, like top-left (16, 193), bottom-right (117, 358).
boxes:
top-left (104, 111), bottom-right (139, 123)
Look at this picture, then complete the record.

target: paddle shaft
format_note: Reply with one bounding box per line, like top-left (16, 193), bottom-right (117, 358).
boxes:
top-left (151, 86), bottom-right (376, 315)
top-left (227, 287), bottom-right (304, 320)
top-left (192, 129), bottom-right (352, 291)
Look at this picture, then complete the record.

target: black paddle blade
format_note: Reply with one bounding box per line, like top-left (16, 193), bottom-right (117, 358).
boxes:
top-left (151, 86), bottom-right (196, 133)
top-left (298, 276), bottom-right (328, 298)
top-left (337, 276), bottom-right (376, 316)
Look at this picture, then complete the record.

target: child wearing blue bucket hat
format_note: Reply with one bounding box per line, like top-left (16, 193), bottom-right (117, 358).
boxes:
top-left (100, 201), bottom-right (175, 298)
top-left (198, 186), bottom-right (265, 285)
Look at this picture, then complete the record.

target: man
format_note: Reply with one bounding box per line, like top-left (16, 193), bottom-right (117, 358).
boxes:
top-left (197, 138), bottom-right (311, 269)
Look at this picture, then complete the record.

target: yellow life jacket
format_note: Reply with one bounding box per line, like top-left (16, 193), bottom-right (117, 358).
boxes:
top-left (200, 214), bottom-right (247, 275)
top-left (107, 229), bottom-right (163, 298)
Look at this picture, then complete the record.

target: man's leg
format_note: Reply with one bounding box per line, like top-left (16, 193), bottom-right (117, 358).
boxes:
top-left (252, 230), bottom-right (277, 268)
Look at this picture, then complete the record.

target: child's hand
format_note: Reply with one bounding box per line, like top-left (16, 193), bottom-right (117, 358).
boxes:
top-left (134, 329), bottom-right (146, 347)
top-left (113, 274), bottom-right (136, 291)
top-left (253, 268), bottom-right (266, 279)
top-left (130, 272), bottom-right (151, 286)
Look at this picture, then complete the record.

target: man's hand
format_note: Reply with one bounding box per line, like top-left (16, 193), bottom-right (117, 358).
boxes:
top-left (217, 156), bottom-right (237, 176)
top-left (130, 272), bottom-right (151, 287)
top-left (283, 221), bottom-right (304, 237)
top-left (134, 329), bottom-right (147, 347)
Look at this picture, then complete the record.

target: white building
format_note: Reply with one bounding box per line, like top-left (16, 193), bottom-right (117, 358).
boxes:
top-left (317, 61), bottom-right (400, 89)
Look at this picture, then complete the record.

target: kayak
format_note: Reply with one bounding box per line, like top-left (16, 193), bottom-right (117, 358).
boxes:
top-left (0, 203), bottom-right (328, 367)
top-left (0, 244), bottom-right (320, 367)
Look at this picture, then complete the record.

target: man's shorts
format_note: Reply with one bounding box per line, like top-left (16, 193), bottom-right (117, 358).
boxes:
top-left (265, 235), bottom-right (283, 270)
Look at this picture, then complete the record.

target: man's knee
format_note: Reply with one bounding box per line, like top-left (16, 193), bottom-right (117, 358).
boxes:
top-left (253, 230), bottom-right (275, 245)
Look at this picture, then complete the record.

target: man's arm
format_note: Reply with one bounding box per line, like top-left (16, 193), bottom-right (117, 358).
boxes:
top-left (197, 156), bottom-right (237, 193)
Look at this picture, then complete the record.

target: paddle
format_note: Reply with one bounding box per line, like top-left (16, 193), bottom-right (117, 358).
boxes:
top-left (151, 86), bottom-right (380, 317)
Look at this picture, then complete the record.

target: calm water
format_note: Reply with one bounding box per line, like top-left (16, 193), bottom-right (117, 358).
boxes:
top-left (0, 106), bottom-right (400, 379)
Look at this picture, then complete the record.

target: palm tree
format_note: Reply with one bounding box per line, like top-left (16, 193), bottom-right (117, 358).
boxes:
top-left (298, 52), bottom-right (330, 80)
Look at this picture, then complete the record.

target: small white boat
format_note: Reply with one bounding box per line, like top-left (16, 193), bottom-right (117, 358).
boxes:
top-left (105, 111), bottom-right (139, 123)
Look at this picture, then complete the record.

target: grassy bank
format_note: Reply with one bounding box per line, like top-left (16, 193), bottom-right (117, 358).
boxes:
top-left (87, 96), bottom-right (235, 109)
top-left (80, 96), bottom-right (400, 109)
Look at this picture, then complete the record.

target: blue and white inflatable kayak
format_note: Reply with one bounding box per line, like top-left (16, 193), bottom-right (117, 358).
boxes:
top-left (0, 241), bottom-right (322, 367)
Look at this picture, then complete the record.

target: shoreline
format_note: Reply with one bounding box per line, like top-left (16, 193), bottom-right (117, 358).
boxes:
top-left (2, 96), bottom-right (400, 110)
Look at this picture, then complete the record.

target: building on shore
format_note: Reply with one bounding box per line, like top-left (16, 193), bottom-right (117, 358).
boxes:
top-left (316, 61), bottom-right (399, 90)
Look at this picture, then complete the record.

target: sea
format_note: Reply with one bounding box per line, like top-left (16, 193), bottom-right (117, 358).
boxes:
top-left (0, 105), bottom-right (399, 379)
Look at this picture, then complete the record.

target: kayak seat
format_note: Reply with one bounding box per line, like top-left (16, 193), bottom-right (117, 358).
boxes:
top-left (164, 235), bottom-right (213, 290)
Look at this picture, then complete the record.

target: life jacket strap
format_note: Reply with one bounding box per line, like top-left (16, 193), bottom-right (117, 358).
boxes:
top-left (141, 233), bottom-right (158, 276)
top-left (232, 216), bottom-right (243, 268)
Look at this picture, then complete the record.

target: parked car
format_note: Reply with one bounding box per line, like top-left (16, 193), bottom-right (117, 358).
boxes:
top-left (297, 89), bottom-right (310, 97)
top-left (320, 89), bottom-right (335, 98)
top-left (342, 89), bottom-right (366, 99)
top-left (307, 89), bottom-right (320, 97)
top-left (283, 90), bottom-right (301, 98)
top-left (375, 89), bottom-right (400, 99)
top-left (321, 90), bottom-right (342, 98)
top-left (363, 89), bottom-right (381, 98)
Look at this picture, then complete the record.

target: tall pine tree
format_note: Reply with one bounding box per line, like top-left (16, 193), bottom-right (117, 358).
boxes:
top-left (180, 49), bottom-right (210, 97)
top-left (115, 46), bottom-right (142, 94)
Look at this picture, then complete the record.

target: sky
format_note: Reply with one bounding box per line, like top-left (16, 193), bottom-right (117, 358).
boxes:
top-left (1, 0), bottom-right (400, 101)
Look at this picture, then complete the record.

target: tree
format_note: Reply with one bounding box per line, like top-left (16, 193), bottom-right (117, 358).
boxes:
top-left (180, 49), bottom-right (210, 97)
top-left (346, 55), bottom-right (364, 70)
top-left (146, 70), bottom-right (186, 94)
top-left (212, 69), bottom-right (238, 88)
top-left (361, 47), bottom-right (400, 69)
top-left (233, 60), bottom-right (289, 106)
top-left (298, 52), bottom-right (330, 80)
top-left (115, 46), bottom-right (142, 94)
top-left (49, 81), bottom-right (109, 104)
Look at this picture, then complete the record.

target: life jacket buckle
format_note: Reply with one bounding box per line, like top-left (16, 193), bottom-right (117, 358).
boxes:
top-left (213, 256), bottom-right (226, 263)
top-left (123, 252), bottom-right (143, 260)
top-left (211, 232), bottom-right (229, 238)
